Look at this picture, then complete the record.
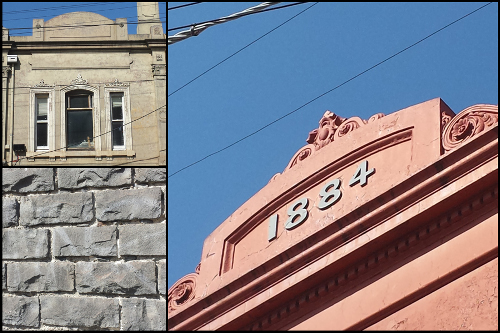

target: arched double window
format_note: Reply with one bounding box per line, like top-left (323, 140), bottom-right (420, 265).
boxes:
top-left (60, 83), bottom-right (101, 154)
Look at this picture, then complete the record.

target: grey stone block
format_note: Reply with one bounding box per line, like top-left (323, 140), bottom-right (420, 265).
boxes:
top-left (119, 223), bottom-right (166, 256)
top-left (2, 168), bottom-right (54, 193)
top-left (95, 187), bottom-right (161, 221)
top-left (2, 263), bottom-right (6, 290)
top-left (134, 167), bottom-right (166, 183)
top-left (157, 259), bottom-right (166, 295)
top-left (7, 262), bottom-right (74, 292)
top-left (19, 192), bottom-right (94, 226)
top-left (76, 261), bottom-right (156, 295)
top-left (2, 295), bottom-right (40, 327)
top-left (40, 296), bottom-right (120, 328)
top-left (57, 168), bottom-right (131, 189)
top-left (2, 229), bottom-right (49, 259)
top-left (53, 226), bottom-right (117, 257)
top-left (121, 298), bottom-right (166, 331)
top-left (2, 197), bottom-right (18, 227)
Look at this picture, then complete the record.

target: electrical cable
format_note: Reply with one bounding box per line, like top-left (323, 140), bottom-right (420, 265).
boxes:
top-left (168, 2), bottom-right (318, 98)
top-left (167, 2), bottom-right (494, 179)
top-left (3, 2), bottom-right (164, 17)
top-left (9, 104), bottom-right (166, 165)
top-left (168, 2), bottom-right (308, 32)
top-left (3, 3), bottom-right (166, 35)
top-left (168, 2), bottom-right (202, 11)
top-left (168, 2), bottom-right (281, 45)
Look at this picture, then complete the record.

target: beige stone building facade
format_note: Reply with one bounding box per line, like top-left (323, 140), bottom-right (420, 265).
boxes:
top-left (2, 2), bottom-right (166, 166)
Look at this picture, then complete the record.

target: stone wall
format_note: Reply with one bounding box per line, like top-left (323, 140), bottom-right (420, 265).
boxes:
top-left (2, 168), bottom-right (166, 331)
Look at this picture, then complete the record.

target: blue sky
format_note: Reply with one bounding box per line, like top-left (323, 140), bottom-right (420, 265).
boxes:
top-left (2, 2), bottom-right (166, 36)
top-left (168, 2), bottom-right (498, 288)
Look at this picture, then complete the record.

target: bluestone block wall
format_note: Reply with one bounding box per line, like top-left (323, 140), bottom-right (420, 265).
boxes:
top-left (2, 168), bottom-right (166, 331)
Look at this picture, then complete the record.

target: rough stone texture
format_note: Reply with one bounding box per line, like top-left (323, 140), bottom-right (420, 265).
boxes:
top-left (19, 191), bottom-right (94, 226)
top-left (121, 298), bottom-right (167, 331)
top-left (2, 296), bottom-right (40, 327)
top-left (2, 197), bottom-right (18, 228)
top-left (58, 168), bottom-right (131, 189)
top-left (53, 226), bottom-right (117, 257)
top-left (135, 167), bottom-right (166, 183)
top-left (158, 259), bottom-right (166, 295)
top-left (2, 263), bottom-right (6, 290)
top-left (7, 262), bottom-right (74, 292)
top-left (119, 223), bottom-right (166, 256)
top-left (76, 261), bottom-right (156, 295)
top-left (95, 187), bottom-right (162, 221)
top-left (2, 228), bottom-right (49, 259)
top-left (2, 167), bottom-right (165, 330)
top-left (2, 168), bottom-right (54, 193)
top-left (40, 296), bottom-right (120, 328)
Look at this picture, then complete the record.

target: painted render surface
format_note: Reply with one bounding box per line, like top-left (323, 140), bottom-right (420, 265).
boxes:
top-left (2, 3), bottom-right (166, 166)
top-left (2, 168), bottom-right (166, 331)
top-left (168, 98), bottom-right (498, 330)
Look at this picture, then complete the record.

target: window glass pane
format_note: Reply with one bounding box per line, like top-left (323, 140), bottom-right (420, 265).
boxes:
top-left (67, 110), bottom-right (93, 148)
top-left (69, 95), bottom-right (89, 108)
top-left (37, 123), bottom-right (47, 147)
top-left (111, 94), bottom-right (123, 120)
top-left (37, 97), bottom-right (48, 121)
top-left (112, 121), bottom-right (124, 147)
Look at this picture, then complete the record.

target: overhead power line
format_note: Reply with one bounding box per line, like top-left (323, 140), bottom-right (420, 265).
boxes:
top-left (168, 2), bottom-right (309, 32)
top-left (168, 2), bottom-right (281, 45)
top-left (168, 2), bottom-right (318, 98)
top-left (168, 2), bottom-right (202, 11)
top-left (10, 104), bottom-right (166, 165)
top-left (168, 2), bottom-right (494, 179)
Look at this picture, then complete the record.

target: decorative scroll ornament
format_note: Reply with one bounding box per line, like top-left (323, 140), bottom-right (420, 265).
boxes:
top-left (306, 111), bottom-right (345, 150)
top-left (168, 272), bottom-right (198, 313)
top-left (33, 79), bottom-right (54, 88)
top-left (105, 78), bottom-right (129, 87)
top-left (270, 110), bottom-right (385, 180)
top-left (71, 73), bottom-right (88, 85)
top-left (442, 104), bottom-right (498, 152)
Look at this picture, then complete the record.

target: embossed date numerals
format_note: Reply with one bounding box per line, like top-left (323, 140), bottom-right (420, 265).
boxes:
top-left (268, 161), bottom-right (375, 241)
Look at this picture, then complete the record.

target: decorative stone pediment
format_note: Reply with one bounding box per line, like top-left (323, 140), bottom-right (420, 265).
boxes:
top-left (274, 111), bottom-right (385, 179)
top-left (43, 12), bottom-right (116, 40)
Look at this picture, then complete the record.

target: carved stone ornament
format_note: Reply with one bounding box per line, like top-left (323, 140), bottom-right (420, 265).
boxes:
top-left (168, 272), bottom-right (198, 313)
top-left (71, 73), bottom-right (88, 85)
top-left (2, 66), bottom-right (11, 78)
top-left (271, 111), bottom-right (385, 181)
top-left (105, 78), bottom-right (129, 87)
top-left (442, 104), bottom-right (498, 152)
top-left (33, 79), bottom-right (54, 88)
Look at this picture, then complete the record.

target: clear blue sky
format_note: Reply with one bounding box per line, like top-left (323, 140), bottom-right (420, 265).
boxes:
top-left (168, 2), bottom-right (498, 288)
top-left (2, 2), bottom-right (166, 36)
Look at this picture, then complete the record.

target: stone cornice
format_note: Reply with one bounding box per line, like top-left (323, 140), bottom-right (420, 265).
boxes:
top-left (167, 121), bottom-right (498, 330)
top-left (243, 183), bottom-right (498, 330)
top-left (1, 39), bottom-right (165, 52)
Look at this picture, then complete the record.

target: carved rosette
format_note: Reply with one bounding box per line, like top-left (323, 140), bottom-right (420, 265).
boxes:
top-left (442, 104), bottom-right (498, 152)
top-left (306, 111), bottom-right (345, 150)
top-left (277, 110), bottom-right (385, 177)
top-left (168, 272), bottom-right (198, 313)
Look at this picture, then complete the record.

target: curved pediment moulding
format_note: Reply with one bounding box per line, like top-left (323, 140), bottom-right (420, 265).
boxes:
top-left (271, 111), bottom-right (385, 182)
top-left (442, 104), bottom-right (498, 152)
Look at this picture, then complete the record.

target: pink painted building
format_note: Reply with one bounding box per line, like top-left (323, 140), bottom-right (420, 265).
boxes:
top-left (168, 98), bottom-right (498, 330)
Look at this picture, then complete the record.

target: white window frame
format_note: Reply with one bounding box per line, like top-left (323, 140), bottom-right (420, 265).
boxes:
top-left (60, 84), bottom-right (101, 153)
top-left (109, 92), bottom-right (126, 150)
top-left (104, 86), bottom-right (132, 151)
top-left (29, 88), bottom-right (55, 153)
